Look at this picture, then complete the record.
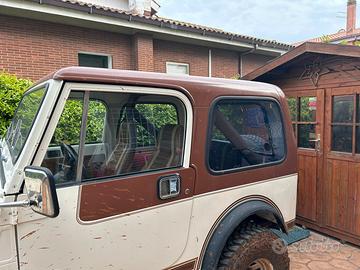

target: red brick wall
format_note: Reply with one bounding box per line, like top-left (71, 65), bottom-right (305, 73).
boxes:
top-left (211, 49), bottom-right (239, 78)
top-left (153, 40), bottom-right (209, 76)
top-left (132, 34), bottom-right (154, 71)
top-left (0, 15), bottom-right (132, 81)
top-left (241, 53), bottom-right (274, 77)
top-left (0, 15), bottom-right (278, 81)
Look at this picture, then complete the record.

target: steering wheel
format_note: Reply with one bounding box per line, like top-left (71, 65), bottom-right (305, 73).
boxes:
top-left (60, 142), bottom-right (78, 181)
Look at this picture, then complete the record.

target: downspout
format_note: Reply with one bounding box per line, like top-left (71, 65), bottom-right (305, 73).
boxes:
top-left (239, 44), bottom-right (258, 78)
top-left (208, 49), bottom-right (212, 77)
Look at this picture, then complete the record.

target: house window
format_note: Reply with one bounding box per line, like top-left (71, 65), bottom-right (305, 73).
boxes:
top-left (78, 53), bottom-right (112, 68)
top-left (166, 62), bottom-right (189, 75)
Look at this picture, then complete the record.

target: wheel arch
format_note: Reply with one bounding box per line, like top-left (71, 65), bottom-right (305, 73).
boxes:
top-left (198, 197), bottom-right (287, 270)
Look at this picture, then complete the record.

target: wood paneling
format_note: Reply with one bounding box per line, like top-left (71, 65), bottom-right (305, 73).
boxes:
top-left (324, 159), bottom-right (360, 236)
top-left (246, 46), bottom-right (360, 246)
top-left (297, 153), bottom-right (317, 221)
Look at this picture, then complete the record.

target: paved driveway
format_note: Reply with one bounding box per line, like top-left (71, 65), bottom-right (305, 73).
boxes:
top-left (289, 231), bottom-right (360, 269)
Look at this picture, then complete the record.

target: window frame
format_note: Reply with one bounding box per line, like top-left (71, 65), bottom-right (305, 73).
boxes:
top-left (206, 96), bottom-right (287, 175)
top-left (78, 52), bottom-right (113, 69)
top-left (34, 82), bottom-right (193, 187)
top-left (166, 62), bottom-right (190, 75)
top-left (330, 94), bottom-right (360, 155)
top-left (287, 96), bottom-right (318, 149)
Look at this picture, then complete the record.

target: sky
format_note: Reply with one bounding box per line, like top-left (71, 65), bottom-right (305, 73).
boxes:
top-left (157, 0), bottom-right (360, 44)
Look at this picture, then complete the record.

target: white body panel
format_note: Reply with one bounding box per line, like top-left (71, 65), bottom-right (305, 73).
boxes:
top-left (181, 174), bottom-right (297, 267)
top-left (0, 225), bottom-right (17, 269)
top-left (16, 186), bottom-right (193, 270)
top-left (14, 174), bottom-right (297, 270)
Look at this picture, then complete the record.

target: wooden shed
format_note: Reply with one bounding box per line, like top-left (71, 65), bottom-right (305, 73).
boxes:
top-left (243, 42), bottom-right (360, 245)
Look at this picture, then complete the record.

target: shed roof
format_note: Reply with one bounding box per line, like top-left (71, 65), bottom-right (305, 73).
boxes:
top-left (242, 42), bottom-right (360, 81)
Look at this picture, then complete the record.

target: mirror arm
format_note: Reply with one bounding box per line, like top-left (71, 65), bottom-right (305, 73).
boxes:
top-left (0, 200), bottom-right (30, 208)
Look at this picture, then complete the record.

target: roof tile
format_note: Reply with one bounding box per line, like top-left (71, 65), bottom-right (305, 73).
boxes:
top-left (54, 0), bottom-right (292, 49)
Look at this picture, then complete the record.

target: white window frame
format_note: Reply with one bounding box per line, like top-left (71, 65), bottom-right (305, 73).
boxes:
top-left (33, 82), bottom-right (193, 172)
top-left (78, 52), bottom-right (113, 69)
top-left (166, 62), bottom-right (190, 75)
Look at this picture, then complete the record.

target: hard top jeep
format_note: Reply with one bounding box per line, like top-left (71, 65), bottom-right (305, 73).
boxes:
top-left (0, 67), bottom-right (297, 270)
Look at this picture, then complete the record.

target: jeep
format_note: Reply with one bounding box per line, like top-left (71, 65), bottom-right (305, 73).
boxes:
top-left (0, 67), bottom-right (297, 270)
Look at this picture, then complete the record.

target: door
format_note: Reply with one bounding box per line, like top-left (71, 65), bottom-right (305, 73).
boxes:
top-left (323, 87), bottom-right (360, 237)
top-left (16, 84), bottom-right (195, 270)
top-left (287, 90), bottom-right (325, 223)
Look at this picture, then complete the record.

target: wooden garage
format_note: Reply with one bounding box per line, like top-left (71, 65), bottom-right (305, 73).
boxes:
top-left (243, 42), bottom-right (360, 245)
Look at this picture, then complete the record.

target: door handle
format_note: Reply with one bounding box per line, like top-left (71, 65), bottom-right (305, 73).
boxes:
top-left (158, 174), bottom-right (181, 200)
top-left (309, 134), bottom-right (321, 152)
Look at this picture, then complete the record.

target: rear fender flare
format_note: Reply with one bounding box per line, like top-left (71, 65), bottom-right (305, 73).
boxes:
top-left (200, 199), bottom-right (286, 270)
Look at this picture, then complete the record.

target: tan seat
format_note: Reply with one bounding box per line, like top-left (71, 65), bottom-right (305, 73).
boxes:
top-left (146, 124), bottom-right (184, 170)
top-left (102, 120), bottom-right (137, 175)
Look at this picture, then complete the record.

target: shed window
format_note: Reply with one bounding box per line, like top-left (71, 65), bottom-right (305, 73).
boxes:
top-left (166, 62), bottom-right (189, 75)
top-left (287, 96), bottom-right (317, 149)
top-left (331, 94), bottom-right (360, 154)
top-left (208, 99), bottom-right (285, 172)
top-left (78, 53), bottom-right (111, 68)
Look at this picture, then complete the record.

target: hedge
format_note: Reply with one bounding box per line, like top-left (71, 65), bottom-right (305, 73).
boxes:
top-left (0, 72), bottom-right (33, 137)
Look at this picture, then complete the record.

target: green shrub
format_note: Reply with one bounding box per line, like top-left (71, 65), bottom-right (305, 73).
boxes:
top-left (0, 73), bottom-right (33, 137)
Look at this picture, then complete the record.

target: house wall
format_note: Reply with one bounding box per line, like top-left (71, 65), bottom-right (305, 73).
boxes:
top-left (0, 14), bottom-right (277, 81)
top-left (211, 49), bottom-right (239, 78)
top-left (0, 15), bottom-right (132, 81)
top-left (241, 53), bottom-right (274, 77)
top-left (153, 40), bottom-right (209, 77)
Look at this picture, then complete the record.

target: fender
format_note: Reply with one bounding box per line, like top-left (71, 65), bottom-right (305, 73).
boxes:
top-left (200, 199), bottom-right (287, 270)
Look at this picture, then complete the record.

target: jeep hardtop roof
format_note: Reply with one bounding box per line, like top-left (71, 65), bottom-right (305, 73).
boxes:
top-left (39, 67), bottom-right (284, 107)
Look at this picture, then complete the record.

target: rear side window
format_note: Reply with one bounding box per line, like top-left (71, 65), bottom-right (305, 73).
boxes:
top-left (208, 98), bottom-right (285, 172)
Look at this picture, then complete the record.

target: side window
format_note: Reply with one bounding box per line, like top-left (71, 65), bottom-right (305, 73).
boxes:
top-left (208, 98), bottom-right (285, 172)
top-left (41, 91), bottom-right (186, 184)
top-left (41, 92), bottom-right (84, 184)
top-left (83, 93), bottom-right (185, 181)
top-left (85, 100), bottom-right (107, 144)
top-left (134, 104), bottom-right (178, 147)
top-left (41, 94), bottom-right (107, 185)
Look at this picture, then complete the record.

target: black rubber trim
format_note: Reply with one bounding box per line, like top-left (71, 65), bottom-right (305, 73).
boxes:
top-left (201, 200), bottom-right (286, 270)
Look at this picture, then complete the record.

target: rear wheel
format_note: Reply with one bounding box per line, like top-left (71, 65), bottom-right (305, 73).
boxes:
top-left (218, 223), bottom-right (289, 270)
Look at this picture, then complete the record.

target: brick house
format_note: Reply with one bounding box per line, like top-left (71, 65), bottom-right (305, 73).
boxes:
top-left (295, 0), bottom-right (360, 46)
top-left (0, 0), bottom-right (292, 81)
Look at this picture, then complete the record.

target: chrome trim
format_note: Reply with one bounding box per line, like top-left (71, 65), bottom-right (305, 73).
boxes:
top-left (0, 200), bottom-right (30, 208)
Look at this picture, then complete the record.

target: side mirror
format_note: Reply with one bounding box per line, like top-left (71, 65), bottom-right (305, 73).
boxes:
top-left (24, 166), bottom-right (59, 218)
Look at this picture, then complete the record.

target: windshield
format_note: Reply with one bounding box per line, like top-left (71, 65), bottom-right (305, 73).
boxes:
top-left (5, 86), bottom-right (47, 163)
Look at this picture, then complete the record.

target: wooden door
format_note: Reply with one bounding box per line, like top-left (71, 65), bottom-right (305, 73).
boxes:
top-left (287, 90), bottom-right (325, 224)
top-left (322, 87), bottom-right (360, 242)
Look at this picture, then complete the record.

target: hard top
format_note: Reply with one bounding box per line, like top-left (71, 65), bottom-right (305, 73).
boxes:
top-left (39, 67), bottom-right (283, 107)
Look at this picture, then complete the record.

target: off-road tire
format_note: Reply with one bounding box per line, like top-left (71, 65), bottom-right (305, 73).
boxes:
top-left (217, 223), bottom-right (290, 270)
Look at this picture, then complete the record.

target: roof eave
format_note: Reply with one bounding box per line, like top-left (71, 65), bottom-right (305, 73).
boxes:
top-left (0, 0), bottom-right (292, 54)
top-left (242, 42), bottom-right (360, 81)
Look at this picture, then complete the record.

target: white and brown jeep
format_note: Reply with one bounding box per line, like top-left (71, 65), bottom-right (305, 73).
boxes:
top-left (0, 67), bottom-right (297, 270)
